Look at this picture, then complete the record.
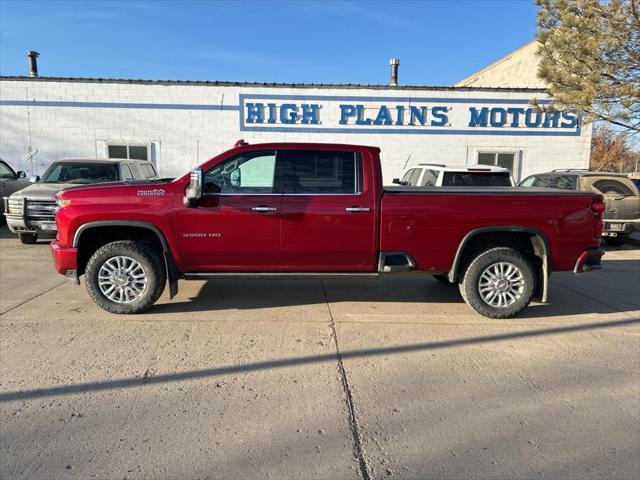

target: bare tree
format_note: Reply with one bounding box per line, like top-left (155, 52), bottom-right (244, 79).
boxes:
top-left (590, 124), bottom-right (639, 172)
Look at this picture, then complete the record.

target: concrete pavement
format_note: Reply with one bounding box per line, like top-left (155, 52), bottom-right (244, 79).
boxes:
top-left (0, 224), bottom-right (638, 479)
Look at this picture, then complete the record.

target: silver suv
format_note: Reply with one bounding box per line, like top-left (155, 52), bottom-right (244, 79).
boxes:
top-left (4, 158), bottom-right (158, 244)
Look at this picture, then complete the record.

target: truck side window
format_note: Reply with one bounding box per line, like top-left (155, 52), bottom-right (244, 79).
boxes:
top-left (121, 164), bottom-right (135, 180)
top-left (400, 169), bottom-right (413, 185)
top-left (420, 169), bottom-right (438, 186)
top-left (285, 150), bottom-right (360, 194)
top-left (407, 169), bottom-right (421, 186)
top-left (204, 151), bottom-right (277, 194)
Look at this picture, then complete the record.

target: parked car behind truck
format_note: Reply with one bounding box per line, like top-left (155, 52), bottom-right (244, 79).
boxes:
top-left (0, 160), bottom-right (30, 215)
top-left (393, 163), bottom-right (514, 187)
top-left (520, 170), bottom-right (640, 246)
top-left (4, 158), bottom-right (158, 243)
top-left (52, 142), bottom-right (604, 319)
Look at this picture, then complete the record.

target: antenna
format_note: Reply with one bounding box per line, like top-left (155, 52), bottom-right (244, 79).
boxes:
top-left (403, 154), bottom-right (412, 170)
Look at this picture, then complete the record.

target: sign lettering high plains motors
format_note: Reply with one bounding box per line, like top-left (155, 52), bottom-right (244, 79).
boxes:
top-left (239, 94), bottom-right (580, 136)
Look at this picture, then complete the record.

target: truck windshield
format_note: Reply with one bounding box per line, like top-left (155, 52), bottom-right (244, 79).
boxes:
top-left (442, 172), bottom-right (512, 187)
top-left (41, 163), bottom-right (119, 184)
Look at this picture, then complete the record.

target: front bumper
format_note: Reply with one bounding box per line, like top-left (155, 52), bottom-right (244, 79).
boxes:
top-left (573, 248), bottom-right (605, 273)
top-left (51, 240), bottom-right (78, 281)
top-left (5, 215), bottom-right (37, 234)
top-left (4, 197), bottom-right (57, 235)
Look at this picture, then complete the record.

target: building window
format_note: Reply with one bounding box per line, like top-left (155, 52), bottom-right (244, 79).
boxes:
top-left (108, 144), bottom-right (149, 161)
top-left (478, 152), bottom-right (516, 171)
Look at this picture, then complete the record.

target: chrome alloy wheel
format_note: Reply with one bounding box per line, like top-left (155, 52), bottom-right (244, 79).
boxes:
top-left (478, 261), bottom-right (525, 308)
top-left (98, 256), bottom-right (148, 304)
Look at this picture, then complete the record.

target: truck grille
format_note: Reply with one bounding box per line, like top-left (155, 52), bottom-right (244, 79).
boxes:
top-left (26, 200), bottom-right (57, 222)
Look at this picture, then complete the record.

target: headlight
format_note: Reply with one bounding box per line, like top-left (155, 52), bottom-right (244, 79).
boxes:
top-left (56, 198), bottom-right (72, 208)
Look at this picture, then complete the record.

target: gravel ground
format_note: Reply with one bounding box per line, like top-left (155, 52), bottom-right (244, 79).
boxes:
top-left (0, 224), bottom-right (638, 480)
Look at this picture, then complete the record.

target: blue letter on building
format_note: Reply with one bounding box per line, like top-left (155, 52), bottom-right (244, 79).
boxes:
top-left (246, 103), bottom-right (265, 123)
top-left (280, 104), bottom-right (299, 124)
top-left (373, 105), bottom-right (393, 126)
top-left (339, 104), bottom-right (356, 125)
top-left (300, 104), bottom-right (320, 124)
top-left (409, 106), bottom-right (428, 126)
top-left (560, 111), bottom-right (578, 128)
top-left (430, 106), bottom-right (449, 127)
top-left (490, 108), bottom-right (507, 127)
top-left (468, 107), bottom-right (489, 127)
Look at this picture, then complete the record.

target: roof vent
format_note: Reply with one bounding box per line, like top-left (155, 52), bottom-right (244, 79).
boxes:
top-left (26, 51), bottom-right (40, 78)
top-left (389, 58), bottom-right (400, 86)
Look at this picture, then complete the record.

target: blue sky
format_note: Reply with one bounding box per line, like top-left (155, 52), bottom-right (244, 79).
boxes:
top-left (0, 0), bottom-right (538, 85)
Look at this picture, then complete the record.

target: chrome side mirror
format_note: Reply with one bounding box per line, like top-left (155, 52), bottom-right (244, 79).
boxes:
top-left (184, 168), bottom-right (203, 208)
top-left (29, 175), bottom-right (40, 183)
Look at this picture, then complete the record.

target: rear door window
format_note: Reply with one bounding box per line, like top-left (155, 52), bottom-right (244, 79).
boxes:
top-left (139, 163), bottom-right (157, 179)
top-left (121, 164), bottom-right (135, 180)
top-left (420, 169), bottom-right (438, 186)
top-left (284, 150), bottom-right (361, 194)
top-left (520, 174), bottom-right (576, 190)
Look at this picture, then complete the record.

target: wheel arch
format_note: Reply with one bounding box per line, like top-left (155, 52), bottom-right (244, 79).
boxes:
top-left (73, 220), bottom-right (179, 298)
top-left (447, 226), bottom-right (551, 303)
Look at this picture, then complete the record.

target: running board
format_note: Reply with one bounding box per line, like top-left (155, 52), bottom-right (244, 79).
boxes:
top-left (183, 272), bottom-right (381, 280)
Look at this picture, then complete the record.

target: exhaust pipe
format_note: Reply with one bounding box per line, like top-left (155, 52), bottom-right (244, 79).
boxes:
top-left (26, 51), bottom-right (40, 77)
top-left (389, 58), bottom-right (399, 86)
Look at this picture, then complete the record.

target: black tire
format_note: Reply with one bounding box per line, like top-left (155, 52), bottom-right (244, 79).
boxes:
top-left (433, 274), bottom-right (454, 284)
top-left (19, 233), bottom-right (38, 244)
top-left (85, 241), bottom-right (166, 314)
top-left (604, 235), bottom-right (627, 247)
top-left (459, 247), bottom-right (536, 319)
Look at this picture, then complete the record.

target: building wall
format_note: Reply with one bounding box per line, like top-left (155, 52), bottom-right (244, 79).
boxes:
top-left (456, 41), bottom-right (547, 89)
top-left (0, 78), bottom-right (590, 183)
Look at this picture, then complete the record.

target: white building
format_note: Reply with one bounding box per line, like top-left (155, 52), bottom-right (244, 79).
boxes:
top-left (0, 46), bottom-right (590, 183)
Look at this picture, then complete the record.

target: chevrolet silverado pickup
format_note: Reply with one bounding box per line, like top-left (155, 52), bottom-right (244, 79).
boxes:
top-left (51, 142), bottom-right (605, 318)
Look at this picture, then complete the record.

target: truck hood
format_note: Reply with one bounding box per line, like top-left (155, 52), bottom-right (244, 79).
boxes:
top-left (59, 179), bottom-right (174, 195)
top-left (8, 182), bottom-right (73, 201)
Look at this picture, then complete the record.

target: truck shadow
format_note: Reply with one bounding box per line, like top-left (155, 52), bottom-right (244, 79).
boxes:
top-left (151, 258), bottom-right (639, 319)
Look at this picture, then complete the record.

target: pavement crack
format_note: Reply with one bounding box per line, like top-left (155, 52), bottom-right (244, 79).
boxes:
top-left (0, 280), bottom-right (68, 316)
top-left (321, 280), bottom-right (371, 480)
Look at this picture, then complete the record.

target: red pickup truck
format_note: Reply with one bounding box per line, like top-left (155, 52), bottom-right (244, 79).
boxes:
top-left (52, 142), bottom-right (605, 318)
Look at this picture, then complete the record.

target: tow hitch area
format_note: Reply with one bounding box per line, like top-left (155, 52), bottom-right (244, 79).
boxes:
top-left (574, 248), bottom-right (605, 273)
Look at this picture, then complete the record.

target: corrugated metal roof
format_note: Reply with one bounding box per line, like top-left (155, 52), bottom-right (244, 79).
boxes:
top-left (0, 76), bottom-right (548, 93)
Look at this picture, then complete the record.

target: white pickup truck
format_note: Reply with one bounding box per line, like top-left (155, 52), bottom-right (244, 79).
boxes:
top-left (393, 163), bottom-right (514, 187)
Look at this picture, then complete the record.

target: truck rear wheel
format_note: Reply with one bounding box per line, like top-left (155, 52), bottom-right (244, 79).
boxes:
top-left (459, 247), bottom-right (535, 319)
top-left (603, 235), bottom-right (628, 247)
top-left (85, 241), bottom-right (166, 314)
top-left (19, 233), bottom-right (38, 244)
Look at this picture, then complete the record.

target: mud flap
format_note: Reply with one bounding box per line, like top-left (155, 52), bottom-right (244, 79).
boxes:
top-left (163, 251), bottom-right (180, 299)
top-left (533, 254), bottom-right (549, 303)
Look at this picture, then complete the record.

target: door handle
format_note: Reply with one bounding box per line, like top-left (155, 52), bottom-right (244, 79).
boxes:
top-left (345, 207), bottom-right (370, 212)
top-left (252, 206), bottom-right (278, 212)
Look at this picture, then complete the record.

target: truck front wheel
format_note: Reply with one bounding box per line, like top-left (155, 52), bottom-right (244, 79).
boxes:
top-left (85, 241), bottom-right (166, 314)
top-left (19, 233), bottom-right (38, 244)
top-left (459, 247), bottom-right (535, 319)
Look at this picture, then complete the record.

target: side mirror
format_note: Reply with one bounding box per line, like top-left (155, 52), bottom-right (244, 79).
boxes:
top-left (183, 168), bottom-right (203, 208)
top-left (392, 178), bottom-right (401, 185)
top-left (29, 175), bottom-right (40, 183)
top-left (17, 171), bottom-right (26, 178)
